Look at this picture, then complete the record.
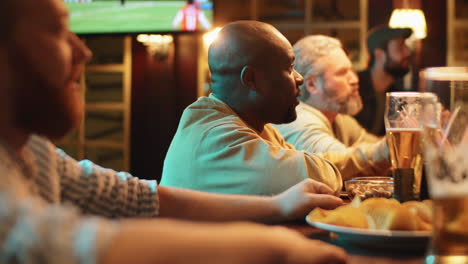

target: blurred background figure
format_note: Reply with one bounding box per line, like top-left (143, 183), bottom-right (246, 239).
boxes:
top-left (172, 0), bottom-right (211, 31)
top-left (355, 25), bottom-right (413, 136)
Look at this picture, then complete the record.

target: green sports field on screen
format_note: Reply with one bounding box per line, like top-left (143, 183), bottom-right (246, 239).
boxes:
top-left (66, 0), bottom-right (213, 34)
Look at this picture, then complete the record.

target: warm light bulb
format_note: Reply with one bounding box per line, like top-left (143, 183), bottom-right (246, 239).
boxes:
top-left (389, 9), bottom-right (427, 39)
top-left (137, 34), bottom-right (149, 43)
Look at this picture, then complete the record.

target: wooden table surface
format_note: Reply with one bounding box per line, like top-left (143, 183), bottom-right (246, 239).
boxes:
top-left (281, 221), bottom-right (428, 264)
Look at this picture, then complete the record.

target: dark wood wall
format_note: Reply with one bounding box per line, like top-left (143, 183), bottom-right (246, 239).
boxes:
top-left (131, 33), bottom-right (201, 181)
top-left (419, 0), bottom-right (447, 68)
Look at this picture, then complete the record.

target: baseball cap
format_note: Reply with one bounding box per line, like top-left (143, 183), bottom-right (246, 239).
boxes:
top-left (367, 25), bottom-right (413, 53)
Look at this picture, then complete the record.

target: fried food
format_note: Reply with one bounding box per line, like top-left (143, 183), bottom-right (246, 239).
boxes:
top-left (308, 204), bottom-right (369, 229)
top-left (360, 198), bottom-right (417, 230)
top-left (402, 200), bottom-right (433, 231)
top-left (308, 197), bottom-right (433, 231)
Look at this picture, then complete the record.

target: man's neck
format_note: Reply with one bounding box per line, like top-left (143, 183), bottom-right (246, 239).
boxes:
top-left (0, 120), bottom-right (30, 157)
top-left (303, 98), bottom-right (337, 124)
top-left (320, 109), bottom-right (338, 124)
top-left (370, 67), bottom-right (395, 93)
top-left (233, 107), bottom-right (266, 133)
top-left (212, 93), bottom-right (266, 133)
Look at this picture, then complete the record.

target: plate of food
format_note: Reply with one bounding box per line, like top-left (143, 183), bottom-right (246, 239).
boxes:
top-left (306, 219), bottom-right (431, 251)
top-left (306, 197), bottom-right (432, 251)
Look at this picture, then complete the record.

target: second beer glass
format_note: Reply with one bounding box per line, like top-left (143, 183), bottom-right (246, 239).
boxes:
top-left (384, 92), bottom-right (437, 202)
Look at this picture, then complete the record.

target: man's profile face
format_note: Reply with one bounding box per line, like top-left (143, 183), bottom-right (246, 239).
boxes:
top-left (9, 0), bottom-right (91, 140)
top-left (314, 48), bottom-right (362, 116)
top-left (384, 37), bottom-right (411, 78)
top-left (257, 38), bottom-right (303, 125)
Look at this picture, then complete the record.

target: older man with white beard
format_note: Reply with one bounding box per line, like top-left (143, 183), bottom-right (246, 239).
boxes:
top-left (272, 35), bottom-right (390, 180)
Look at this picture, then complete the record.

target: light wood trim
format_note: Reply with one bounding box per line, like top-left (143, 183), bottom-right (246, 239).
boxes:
top-left (454, 19), bottom-right (468, 27)
top-left (122, 35), bottom-right (132, 171)
top-left (85, 102), bottom-right (125, 111)
top-left (447, 0), bottom-right (454, 66)
top-left (359, 0), bottom-right (368, 70)
top-left (305, 0), bottom-right (313, 35)
top-left (78, 72), bottom-right (86, 159)
top-left (55, 140), bottom-right (124, 149)
top-left (250, 0), bottom-right (258, 20)
top-left (197, 34), bottom-right (207, 97)
top-left (84, 140), bottom-right (125, 148)
top-left (86, 64), bottom-right (125, 72)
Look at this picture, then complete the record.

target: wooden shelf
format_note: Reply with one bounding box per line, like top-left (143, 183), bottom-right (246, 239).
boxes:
top-left (447, 0), bottom-right (468, 66)
top-left (86, 102), bottom-right (125, 111)
top-left (56, 36), bottom-right (132, 171)
top-left (86, 64), bottom-right (125, 73)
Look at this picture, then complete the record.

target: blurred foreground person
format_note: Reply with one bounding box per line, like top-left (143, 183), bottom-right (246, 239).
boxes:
top-left (162, 21), bottom-right (343, 195)
top-left (273, 35), bottom-right (390, 180)
top-left (0, 0), bottom-right (347, 263)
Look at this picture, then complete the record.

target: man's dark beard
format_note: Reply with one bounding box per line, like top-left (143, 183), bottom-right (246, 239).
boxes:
top-left (384, 58), bottom-right (410, 78)
top-left (9, 47), bottom-right (79, 140)
top-left (283, 105), bottom-right (297, 124)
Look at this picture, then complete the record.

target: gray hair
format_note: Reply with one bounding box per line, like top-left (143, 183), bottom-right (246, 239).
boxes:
top-left (293, 35), bottom-right (342, 100)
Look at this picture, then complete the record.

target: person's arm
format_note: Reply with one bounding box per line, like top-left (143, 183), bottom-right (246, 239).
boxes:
top-left (158, 178), bottom-right (343, 222)
top-left (0, 192), bottom-right (347, 264)
top-left (275, 115), bottom-right (389, 180)
top-left (100, 219), bottom-right (347, 264)
top-left (198, 11), bottom-right (211, 29)
top-left (172, 10), bottom-right (183, 29)
top-left (0, 192), bottom-right (117, 264)
top-left (56, 149), bottom-right (159, 218)
top-left (318, 138), bottom-right (390, 180)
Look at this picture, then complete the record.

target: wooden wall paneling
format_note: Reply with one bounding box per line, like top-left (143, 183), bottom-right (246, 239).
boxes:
top-left (131, 33), bottom-right (200, 181)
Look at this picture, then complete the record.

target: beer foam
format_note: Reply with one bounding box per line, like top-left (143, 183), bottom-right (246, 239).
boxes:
top-left (426, 143), bottom-right (468, 198)
top-left (423, 67), bottom-right (468, 81)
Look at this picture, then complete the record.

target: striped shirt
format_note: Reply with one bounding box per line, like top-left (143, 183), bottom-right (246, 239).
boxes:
top-left (0, 134), bottom-right (159, 264)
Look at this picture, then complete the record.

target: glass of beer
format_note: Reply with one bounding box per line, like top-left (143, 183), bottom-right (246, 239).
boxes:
top-left (384, 92), bottom-right (438, 202)
top-left (420, 67), bottom-right (468, 264)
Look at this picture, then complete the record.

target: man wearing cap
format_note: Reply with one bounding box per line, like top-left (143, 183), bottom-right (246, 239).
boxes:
top-left (355, 25), bottom-right (413, 136)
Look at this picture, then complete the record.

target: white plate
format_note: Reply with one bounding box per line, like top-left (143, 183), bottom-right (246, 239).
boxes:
top-left (306, 216), bottom-right (431, 251)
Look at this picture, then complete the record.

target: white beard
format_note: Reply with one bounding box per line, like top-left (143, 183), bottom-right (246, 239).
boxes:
top-left (320, 92), bottom-right (363, 116)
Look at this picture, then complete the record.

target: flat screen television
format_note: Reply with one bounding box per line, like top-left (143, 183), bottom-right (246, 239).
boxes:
top-left (66, 0), bottom-right (214, 35)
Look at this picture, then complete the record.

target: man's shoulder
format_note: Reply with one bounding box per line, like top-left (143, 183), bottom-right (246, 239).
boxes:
top-left (181, 96), bottom-right (244, 129)
top-left (289, 102), bottom-right (328, 126)
top-left (275, 102), bottom-right (328, 129)
top-left (27, 134), bottom-right (57, 153)
top-left (335, 113), bottom-right (362, 127)
top-left (296, 102), bottom-right (324, 117)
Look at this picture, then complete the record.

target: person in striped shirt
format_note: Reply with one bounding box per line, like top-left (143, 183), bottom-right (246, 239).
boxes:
top-left (0, 0), bottom-right (347, 264)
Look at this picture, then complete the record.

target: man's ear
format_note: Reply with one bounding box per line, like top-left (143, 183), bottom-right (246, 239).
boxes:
top-left (374, 48), bottom-right (386, 63)
top-left (240, 65), bottom-right (256, 90)
top-left (306, 75), bottom-right (320, 95)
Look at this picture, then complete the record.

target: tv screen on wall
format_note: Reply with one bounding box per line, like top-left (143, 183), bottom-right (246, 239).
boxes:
top-left (66, 0), bottom-right (214, 35)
